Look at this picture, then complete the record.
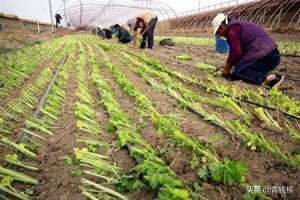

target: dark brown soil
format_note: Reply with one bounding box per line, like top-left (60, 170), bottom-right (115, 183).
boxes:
top-left (143, 44), bottom-right (299, 151)
top-left (105, 51), bottom-right (245, 198)
top-left (107, 51), bottom-right (200, 184)
top-left (137, 43), bottom-right (300, 200)
top-left (1, 34), bottom-right (299, 200)
top-left (102, 42), bottom-right (300, 200)
top-left (34, 52), bottom-right (83, 200)
top-left (0, 30), bottom-right (67, 50)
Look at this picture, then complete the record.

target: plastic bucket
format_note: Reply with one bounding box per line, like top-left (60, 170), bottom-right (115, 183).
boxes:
top-left (215, 37), bottom-right (229, 54)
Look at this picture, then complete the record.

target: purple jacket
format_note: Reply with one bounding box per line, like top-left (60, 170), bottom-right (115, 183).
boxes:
top-left (228, 19), bottom-right (277, 66)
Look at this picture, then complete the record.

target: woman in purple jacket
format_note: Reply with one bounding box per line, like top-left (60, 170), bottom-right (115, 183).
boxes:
top-left (212, 13), bottom-right (284, 88)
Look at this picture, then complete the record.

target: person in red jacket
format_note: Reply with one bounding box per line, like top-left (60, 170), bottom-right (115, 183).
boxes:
top-left (127, 12), bottom-right (158, 49)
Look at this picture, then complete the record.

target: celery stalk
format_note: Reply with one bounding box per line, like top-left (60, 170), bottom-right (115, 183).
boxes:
top-left (81, 178), bottom-right (127, 200)
top-left (0, 167), bottom-right (38, 184)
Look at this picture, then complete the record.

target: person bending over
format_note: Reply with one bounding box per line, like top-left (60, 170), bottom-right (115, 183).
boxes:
top-left (212, 13), bottom-right (284, 88)
top-left (127, 12), bottom-right (158, 49)
top-left (111, 24), bottom-right (132, 44)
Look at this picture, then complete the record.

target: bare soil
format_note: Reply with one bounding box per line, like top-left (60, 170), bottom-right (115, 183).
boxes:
top-left (0, 30), bottom-right (67, 51)
top-left (34, 53), bottom-right (83, 200)
top-left (138, 43), bottom-right (300, 151)
top-left (104, 41), bottom-right (300, 200)
top-left (1, 32), bottom-right (299, 200)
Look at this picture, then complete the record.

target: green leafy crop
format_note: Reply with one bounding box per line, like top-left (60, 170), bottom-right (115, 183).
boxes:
top-left (198, 159), bottom-right (248, 185)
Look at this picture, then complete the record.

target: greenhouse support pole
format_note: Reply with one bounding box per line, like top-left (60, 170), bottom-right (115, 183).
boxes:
top-left (48, 0), bottom-right (54, 33)
top-left (37, 20), bottom-right (40, 33)
top-left (79, 0), bottom-right (83, 26)
top-left (63, 0), bottom-right (67, 28)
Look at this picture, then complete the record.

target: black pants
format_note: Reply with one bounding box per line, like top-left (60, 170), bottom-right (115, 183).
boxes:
top-left (120, 37), bottom-right (132, 44)
top-left (55, 20), bottom-right (60, 28)
top-left (231, 49), bottom-right (281, 85)
top-left (140, 17), bottom-right (158, 49)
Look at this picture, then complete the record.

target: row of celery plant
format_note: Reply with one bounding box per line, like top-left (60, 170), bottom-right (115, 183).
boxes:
top-left (116, 43), bottom-right (299, 119)
top-left (115, 46), bottom-right (300, 141)
top-left (204, 77), bottom-right (300, 140)
top-left (0, 37), bottom-right (63, 74)
top-left (131, 53), bottom-right (300, 140)
top-left (0, 68), bottom-right (53, 138)
top-left (127, 51), bottom-right (299, 166)
top-left (114, 47), bottom-right (299, 168)
top-left (0, 37), bottom-right (67, 100)
top-left (0, 40), bottom-right (73, 138)
top-left (0, 40), bottom-right (76, 200)
top-left (155, 36), bottom-right (300, 56)
top-left (95, 43), bottom-right (250, 190)
top-left (205, 76), bottom-right (300, 119)
top-left (73, 42), bottom-right (128, 200)
top-left (88, 40), bottom-right (192, 200)
top-left (278, 40), bottom-right (300, 56)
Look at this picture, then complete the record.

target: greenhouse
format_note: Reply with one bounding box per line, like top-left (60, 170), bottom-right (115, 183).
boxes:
top-left (0, 0), bottom-right (299, 199)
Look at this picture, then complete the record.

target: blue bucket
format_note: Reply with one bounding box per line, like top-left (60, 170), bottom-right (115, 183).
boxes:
top-left (215, 37), bottom-right (229, 54)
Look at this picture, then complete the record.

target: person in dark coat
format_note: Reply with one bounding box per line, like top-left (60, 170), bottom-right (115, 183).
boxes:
top-left (55, 14), bottom-right (62, 28)
top-left (91, 27), bottom-right (96, 35)
top-left (96, 27), bottom-right (112, 39)
top-left (111, 24), bottom-right (132, 44)
top-left (96, 28), bottom-right (106, 38)
top-left (212, 13), bottom-right (284, 88)
top-left (103, 28), bottom-right (112, 39)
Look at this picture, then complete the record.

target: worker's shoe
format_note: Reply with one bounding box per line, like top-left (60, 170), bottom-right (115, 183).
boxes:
top-left (265, 74), bottom-right (284, 88)
top-left (0, 80), bottom-right (4, 88)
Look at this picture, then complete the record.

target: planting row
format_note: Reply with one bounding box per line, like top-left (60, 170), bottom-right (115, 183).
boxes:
top-left (0, 39), bottom-right (76, 199)
top-left (90, 38), bottom-right (300, 169)
top-left (117, 44), bottom-right (299, 132)
top-left (0, 34), bottom-right (298, 200)
top-left (0, 37), bottom-right (68, 100)
top-left (88, 36), bottom-right (274, 199)
top-left (119, 46), bottom-right (299, 168)
top-left (156, 36), bottom-right (300, 56)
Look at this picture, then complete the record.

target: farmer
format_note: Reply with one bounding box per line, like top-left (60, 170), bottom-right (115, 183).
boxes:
top-left (91, 27), bottom-right (96, 35)
top-left (0, 80), bottom-right (4, 88)
top-left (96, 27), bottom-right (105, 38)
top-left (55, 14), bottom-right (62, 28)
top-left (103, 28), bottom-right (112, 39)
top-left (212, 13), bottom-right (284, 88)
top-left (127, 12), bottom-right (158, 49)
top-left (111, 24), bottom-right (132, 44)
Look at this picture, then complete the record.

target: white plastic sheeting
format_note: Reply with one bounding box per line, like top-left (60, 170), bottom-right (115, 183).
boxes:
top-left (56, 0), bottom-right (176, 28)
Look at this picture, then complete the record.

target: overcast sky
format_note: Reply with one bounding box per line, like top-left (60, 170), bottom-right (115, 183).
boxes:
top-left (0, 0), bottom-right (249, 23)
